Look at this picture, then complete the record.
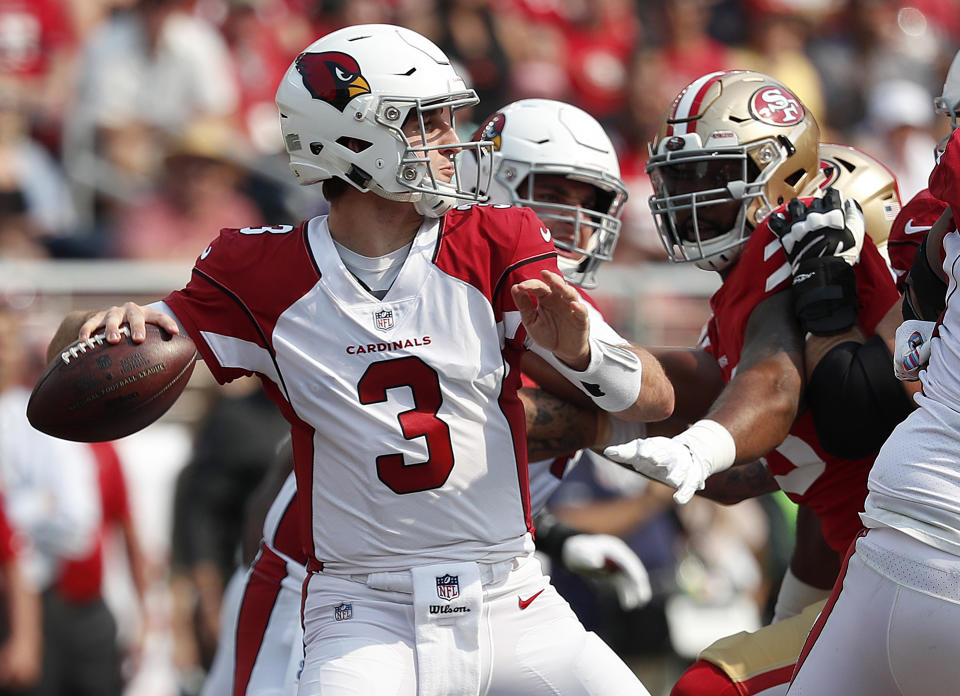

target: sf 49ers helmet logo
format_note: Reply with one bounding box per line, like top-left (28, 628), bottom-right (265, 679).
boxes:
top-left (295, 51), bottom-right (371, 112)
top-left (749, 86), bottom-right (804, 127)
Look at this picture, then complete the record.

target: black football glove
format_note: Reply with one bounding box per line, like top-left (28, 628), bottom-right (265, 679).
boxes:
top-left (767, 188), bottom-right (865, 337)
top-left (768, 187), bottom-right (866, 272)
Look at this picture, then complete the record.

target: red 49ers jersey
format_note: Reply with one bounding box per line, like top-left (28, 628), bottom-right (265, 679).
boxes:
top-left (887, 188), bottom-right (947, 292)
top-left (700, 206), bottom-right (899, 551)
top-left (165, 205), bottom-right (558, 573)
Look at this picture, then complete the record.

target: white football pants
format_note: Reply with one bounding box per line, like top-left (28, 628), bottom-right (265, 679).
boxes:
top-left (298, 554), bottom-right (649, 696)
top-left (788, 527), bottom-right (960, 696)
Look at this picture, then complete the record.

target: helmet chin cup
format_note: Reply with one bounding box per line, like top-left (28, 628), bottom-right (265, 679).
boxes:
top-left (414, 192), bottom-right (456, 217)
top-left (694, 244), bottom-right (746, 272)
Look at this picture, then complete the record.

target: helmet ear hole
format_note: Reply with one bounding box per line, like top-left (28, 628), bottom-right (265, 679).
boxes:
top-left (335, 137), bottom-right (373, 153)
top-left (784, 168), bottom-right (806, 187)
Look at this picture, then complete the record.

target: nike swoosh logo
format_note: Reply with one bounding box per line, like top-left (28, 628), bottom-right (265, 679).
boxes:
top-left (200, 245), bottom-right (213, 259)
top-left (518, 589), bottom-right (544, 610)
top-left (581, 381), bottom-right (606, 397)
top-left (904, 219), bottom-right (932, 235)
top-left (540, 227), bottom-right (551, 243)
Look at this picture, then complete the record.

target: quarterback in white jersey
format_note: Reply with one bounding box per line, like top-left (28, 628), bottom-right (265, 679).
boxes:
top-left (787, 130), bottom-right (960, 695)
top-left (50, 25), bottom-right (674, 696)
top-left (200, 97), bottom-right (659, 696)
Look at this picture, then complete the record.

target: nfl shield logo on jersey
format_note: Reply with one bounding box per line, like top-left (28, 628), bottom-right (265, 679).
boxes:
top-left (334, 603), bottom-right (353, 621)
top-left (436, 574), bottom-right (459, 601)
top-left (374, 308), bottom-right (394, 332)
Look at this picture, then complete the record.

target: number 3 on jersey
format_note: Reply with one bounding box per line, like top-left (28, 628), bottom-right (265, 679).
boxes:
top-left (357, 356), bottom-right (455, 494)
top-left (239, 225), bottom-right (294, 235)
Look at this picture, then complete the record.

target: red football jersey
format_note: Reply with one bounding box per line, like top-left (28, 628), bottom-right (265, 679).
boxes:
top-left (701, 205), bottom-right (900, 552)
top-left (930, 128), bottom-right (960, 216)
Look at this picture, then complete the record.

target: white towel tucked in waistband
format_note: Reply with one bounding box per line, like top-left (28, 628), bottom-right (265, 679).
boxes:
top-left (411, 561), bottom-right (482, 696)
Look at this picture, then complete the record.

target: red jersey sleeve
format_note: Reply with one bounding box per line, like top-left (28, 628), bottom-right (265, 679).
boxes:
top-left (437, 205), bottom-right (560, 349)
top-left (88, 442), bottom-right (130, 525)
top-left (930, 128), bottom-right (960, 213)
top-left (888, 190), bottom-right (947, 291)
top-left (163, 223), bottom-right (321, 385)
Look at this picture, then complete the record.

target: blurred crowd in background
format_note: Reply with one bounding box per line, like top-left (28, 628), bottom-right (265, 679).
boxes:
top-left (0, 1), bottom-right (958, 696)
top-left (2, 0), bottom-right (959, 265)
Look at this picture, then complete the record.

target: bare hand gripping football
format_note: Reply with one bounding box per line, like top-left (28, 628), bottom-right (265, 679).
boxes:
top-left (27, 324), bottom-right (198, 442)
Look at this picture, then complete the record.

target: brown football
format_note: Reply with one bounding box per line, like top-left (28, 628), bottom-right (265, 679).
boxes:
top-left (27, 323), bottom-right (198, 442)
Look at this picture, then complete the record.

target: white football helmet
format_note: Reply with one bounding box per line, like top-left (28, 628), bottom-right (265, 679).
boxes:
top-left (646, 70), bottom-right (821, 272)
top-left (935, 49), bottom-right (960, 155)
top-left (275, 24), bottom-right (493, 217)
top-left (462, 99), bottom-right (627, 287)
top-left (804, 143), bottom-right (902, 250)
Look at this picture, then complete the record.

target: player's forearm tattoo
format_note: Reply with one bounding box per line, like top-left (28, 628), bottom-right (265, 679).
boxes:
top-left (700, 460), bottom-right (778, 504)
top-left (522, 388), bottom-right (598, 461)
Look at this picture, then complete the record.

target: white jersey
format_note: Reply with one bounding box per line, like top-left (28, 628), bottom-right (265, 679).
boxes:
top-left (862, 230), bottom-right (960, 555)
top-left (165, 205), bottom-right (562, 574)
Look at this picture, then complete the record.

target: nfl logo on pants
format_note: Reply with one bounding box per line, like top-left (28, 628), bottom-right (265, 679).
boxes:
top-left (436, 574), bottom-right (459, 601)
top-left (334, 603), bottom-right (352, 621)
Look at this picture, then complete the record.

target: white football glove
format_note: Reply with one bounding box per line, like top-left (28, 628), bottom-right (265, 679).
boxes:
top-left (561, 534), bottom-right (652, 611)
top-left (894, 319), bottom-right (936, 381)
top-left (604, 420), bottom-right (736, 505)
top-left (769, 188), bottom-right (866, 271)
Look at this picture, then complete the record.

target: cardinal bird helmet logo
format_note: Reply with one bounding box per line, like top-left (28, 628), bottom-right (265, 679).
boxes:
top-left (295, 51), bottom-right (371, 112)
top-left (474, 112), bottom-right (505, 152)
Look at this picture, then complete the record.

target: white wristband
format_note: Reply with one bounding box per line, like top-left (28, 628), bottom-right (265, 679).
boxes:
top-left (541, 336), bottom-right (643, 413)
top-left (676, 419), bottom-right (737, 477)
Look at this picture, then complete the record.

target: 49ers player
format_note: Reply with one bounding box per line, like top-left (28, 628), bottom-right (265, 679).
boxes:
top-left (886, 48), bottom-right (960, 291)
top-left (669, 142), bottom-right (909, 696)
top-left (604, 70), bottom-right (900, 625)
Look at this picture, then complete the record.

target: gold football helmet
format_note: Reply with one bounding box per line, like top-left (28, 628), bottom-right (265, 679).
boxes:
top-left (646, 70), bottom-right (821, 271)
top-left (803, 143), bottom-right (902, 250)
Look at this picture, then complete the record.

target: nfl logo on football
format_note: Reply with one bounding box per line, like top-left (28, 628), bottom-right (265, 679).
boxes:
top-left (436, 574), bottom-right (459, 602)
top-left (374, 308), bottom-right (394, 332)
top-left (334, 602), bottom-right (353, 621)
